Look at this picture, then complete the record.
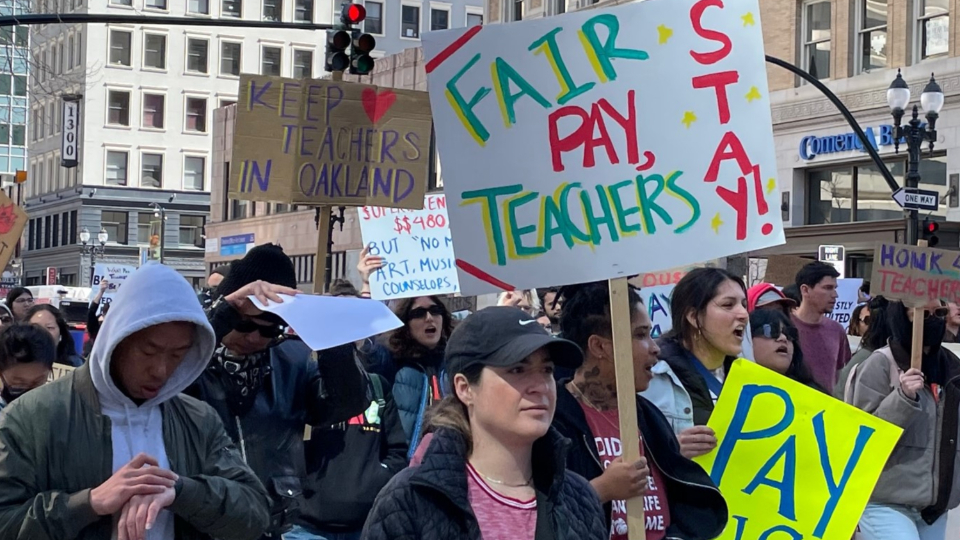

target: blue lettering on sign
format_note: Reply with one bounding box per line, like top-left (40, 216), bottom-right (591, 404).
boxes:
top-left (798, 124), bottom-right (917, 160)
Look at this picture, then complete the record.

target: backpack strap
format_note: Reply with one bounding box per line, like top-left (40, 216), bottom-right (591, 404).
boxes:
top-left (843, 346), bottom-right (901, 404)
top-left (369, 373), bottom-right (386, 409)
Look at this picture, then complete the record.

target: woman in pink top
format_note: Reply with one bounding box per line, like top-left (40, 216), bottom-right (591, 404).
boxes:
top-left (362, 307), bottom-right (607, 540)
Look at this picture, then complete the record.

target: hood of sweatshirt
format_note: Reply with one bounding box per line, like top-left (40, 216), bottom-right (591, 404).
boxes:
top-left (90, 262), bottom-right (216, 411)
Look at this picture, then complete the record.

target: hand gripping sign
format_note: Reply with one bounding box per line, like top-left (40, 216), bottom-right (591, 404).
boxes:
top-left (695, 361), bottom-right (902, 540)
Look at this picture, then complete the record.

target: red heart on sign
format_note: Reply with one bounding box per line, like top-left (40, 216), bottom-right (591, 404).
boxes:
top-left (361, 88), bottom-right (396, 124)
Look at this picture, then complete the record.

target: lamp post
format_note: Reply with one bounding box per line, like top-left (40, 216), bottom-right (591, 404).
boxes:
top-left (80, 226), bottom-right (108, 284)
top-left (149, 202), bottom-right (166, 264)
top-left (887, 70), bottom-right (944, 245)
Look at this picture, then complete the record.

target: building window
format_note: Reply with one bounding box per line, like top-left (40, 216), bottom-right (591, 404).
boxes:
top-left (919, 0), bottom-right (949, 59)
top-left (101, 211), bottom-right (129, 244)
top-left (179, 215), bottom-right (205, 247)
top-left (70, 210), bottom-right (77, 244)
top-left (184, 156), bottom-right (205, 190)
top-left (263, 0), bottom-right (281, 20)
top-left (401, 5), bottom-right (420, 38)
top-left (552, 0), bottom-right (564, 15)
top-left (220, 99), bottom-right (236, 107)
top-left (806, 156), bottom-right (948, 224)
top-left (802, 0), bottom-right (831, 80)
top-left (105, 151), bottom-right (128, 186)
top-left (44, 215), bottom-right (50, 249)
top-left (110, 0), bottom-right (132, 5)
top-left (145, 0), bottom-right (166, 9)
top-left (222, 0), bottom-right (241, 16)
top-left (294, 0), bottom-right (313, 22)
top-left (144, 33), bottom-right (167, 69)
top-left (365, 1), bottom-right (383, 33)
top-left (141, 153), bottom-right (163, 188)
top-left (109, 29), bottom-right (132, 66)
top-left (137, 212), bottom-right (153, 244)
top-left (467, 11), bottom-right (482, 26)
top-left (52, 214), bottom-right (59, 247)
top-left (68, 36), bottom-right (75, 70)
top-left (76, 30), bottom-right (82, 65)
top-left (12, 76), bottom-right (25, 96)
top-left (188, 0), bottom-right (209, 13)
top-left (858, 0), bottom-right (886, 72)
top-left (185, 97), bottom-right (207, 132)
top-left (60, 212), bottom-right (69, 246)
top-left (187, 38), bottom-right (209, 73)
top-left (293, 49), bottom-right (312, 78)
top-left (220, 41), bottom-right (241, 76)
top-left (261, 46), bottom-right (281, 75)
top-left (142, 93), bottom-right (165, 129)
top-left (512, 0), bottom-right (522, 21)
top-left (430, 8), bottom-right (448, 30)
top-left (107, 90), bottom-right (130, 126)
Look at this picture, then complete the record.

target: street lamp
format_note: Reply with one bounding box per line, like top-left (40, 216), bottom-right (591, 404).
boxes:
top-left (887, 70), bottom-right (944, 245)
top-left (80, 226), bottom-right (108, 284)
top-left (149, 202), bottom-right (166, 264)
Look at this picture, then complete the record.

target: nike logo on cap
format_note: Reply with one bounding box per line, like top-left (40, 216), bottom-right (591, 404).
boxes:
top-left (519, 320), bottom-right (537, 325)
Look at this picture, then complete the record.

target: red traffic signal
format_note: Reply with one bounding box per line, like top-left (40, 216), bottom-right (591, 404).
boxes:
top-left (926, 221), bottom-right (940, 234)
top-left (922, 218), bottom-right (941, 247)
top-left (341, 3), bottom-right (366, 25)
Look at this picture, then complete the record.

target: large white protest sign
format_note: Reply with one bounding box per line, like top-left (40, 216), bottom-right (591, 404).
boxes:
top-left (828, 278), bottom-right (864, 331)
top-left (92, 263), bottom-right (136, 307)
top-left (422, 0), bottom-right (784, 295)
top-left (359, 194), bottom-right (459, 300)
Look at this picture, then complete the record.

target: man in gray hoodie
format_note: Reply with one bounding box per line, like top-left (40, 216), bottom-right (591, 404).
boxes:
top-left (0, 263), bottom-right (270, 540)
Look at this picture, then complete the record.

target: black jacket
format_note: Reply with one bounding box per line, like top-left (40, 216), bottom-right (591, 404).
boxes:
top-left (658, 337), bottom-right (719, 426)
top-left (552, 381), bottom-right (728, 540)
top-left (361, 427), bottom-right (607, 540)
top-left (189, 304), bottom-right (367, 534)
top-left (299, 373), bottom-right (408, 532)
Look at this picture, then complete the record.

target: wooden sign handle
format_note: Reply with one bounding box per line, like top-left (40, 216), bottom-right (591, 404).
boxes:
top-left (608, 277), bottom-right (646, 535)
top-left (910, 239), bottom-right (929, 371)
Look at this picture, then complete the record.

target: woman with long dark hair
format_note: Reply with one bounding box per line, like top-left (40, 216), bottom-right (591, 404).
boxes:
top-left (851, 301), bottom-right (960, 538)
top-left (727, 309), bottom-right (823, 392)
top-left (25, 304), bottom-right (82, 367)
top-left (836, 296), bottom-right (892, 400)
top-left (363, 307), bottom-right (605, 540)
top-left (641, 267), bottom-right (748, 458)
top-left (4, 287), bottom-right (32, 322)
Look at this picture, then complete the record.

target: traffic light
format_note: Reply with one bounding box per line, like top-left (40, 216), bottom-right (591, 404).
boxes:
top-left (350, 29), bottom-right (376, 75)
top-left (324, 29), bottom-right (350, 72)
top-left (922, 218), bottom-right (940, 247)
top-left (341, 2), bottom-right (365, 26)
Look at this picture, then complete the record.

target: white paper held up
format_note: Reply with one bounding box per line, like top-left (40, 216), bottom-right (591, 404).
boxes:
top-left (249, 293), bottom-right (403, 351)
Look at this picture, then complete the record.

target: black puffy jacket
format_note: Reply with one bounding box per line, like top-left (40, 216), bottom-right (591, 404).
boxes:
top-left (361, 427), bottom-right (607, 540)
top-left (552, 381), bottom-right (728, 540)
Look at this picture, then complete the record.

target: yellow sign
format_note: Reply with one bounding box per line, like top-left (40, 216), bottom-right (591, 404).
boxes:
top-left (694, 360), bottom-right (902, 540)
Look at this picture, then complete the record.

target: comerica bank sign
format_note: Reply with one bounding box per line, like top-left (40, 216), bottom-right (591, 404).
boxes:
top-left (798, 124), bottom-right (916, 160)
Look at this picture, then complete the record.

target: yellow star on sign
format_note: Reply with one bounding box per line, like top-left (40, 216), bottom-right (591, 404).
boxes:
top-left (657, 24), bottom-right (673, 45)
top-left (681, 111), bottom-right (697, 129)
top-left (711, 213), bottom-right (724, 234)
top-left (766, 177), bottom-right (777, 194)
top-left (745, 86), bottom-right (762, 102)
top-left (742, 12), bottom-right (755, 26)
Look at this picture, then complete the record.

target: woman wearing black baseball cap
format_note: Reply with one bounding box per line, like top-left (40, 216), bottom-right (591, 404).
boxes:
top-left (362, 306), bottom-right (606, 540)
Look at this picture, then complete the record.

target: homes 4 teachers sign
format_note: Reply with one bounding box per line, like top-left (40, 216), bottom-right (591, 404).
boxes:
top-left (422, 0), bottom-right (785, 295)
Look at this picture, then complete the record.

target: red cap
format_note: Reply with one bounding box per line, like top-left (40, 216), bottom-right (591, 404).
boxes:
top-left (747, 283), bottom-right (797, 312)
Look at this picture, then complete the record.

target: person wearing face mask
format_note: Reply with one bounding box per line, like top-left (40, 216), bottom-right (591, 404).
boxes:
top-left (363, 306), bottom-right (605, 540)
top-left (552, 282), bottom-right (727, 540)
top-left (729, 310), bottom-right (823, 392)
top-left (0, 323), bottom-right (57, 410)
top-left (641, 268), bottom-right (749, 460)
top-left (27, 304), bottom-right (83, 367)
top-left (188, 244), bottom-right (367, 540)
top-left (198, 265), bottom-right (231, 310)
top-left (792, 261), bottom-right (851, 393)
top-left (850, 301), bottom-right (960, 539)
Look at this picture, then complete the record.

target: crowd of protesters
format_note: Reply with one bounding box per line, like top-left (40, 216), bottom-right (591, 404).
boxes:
top-left (0, 246), bottom-right (955, 540)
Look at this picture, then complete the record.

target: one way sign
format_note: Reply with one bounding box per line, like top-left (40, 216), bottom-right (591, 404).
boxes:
top-left (892, 187), bottom-right (940, 211)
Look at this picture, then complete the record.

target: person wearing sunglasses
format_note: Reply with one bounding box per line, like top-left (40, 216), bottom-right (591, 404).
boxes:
top-left (188, 244), bottom-right (367, 540)
top-left (727, 310), bottom-right (823, 392)
top-left (849, 300), bottom-right (960, 539)
top-left (849, 304), bottom-right (870, 338)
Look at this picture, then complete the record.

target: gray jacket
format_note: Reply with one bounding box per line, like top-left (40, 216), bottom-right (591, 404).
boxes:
top-left (852, 345), bottom-right (960, 520)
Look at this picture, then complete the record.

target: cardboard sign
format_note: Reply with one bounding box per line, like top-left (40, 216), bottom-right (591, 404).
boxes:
top-left (0, 192), bottom-right (26, 273)
top-left (230, 75), bottom-right (433, 209)
top-left (359, 194), bottom-right (459, 300)
top-left (421, 0), bottom-right (784, 295)
top-left (871, 242), bottom-right (960, 307)
top-left (92, 263), bottom-right (136, 308)
top-left (695, 360), bottom-right (901, 540)
top-left (643, 284), bottom-right (674, 338)
top-left (763, 255), bottom-right (814, 288)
